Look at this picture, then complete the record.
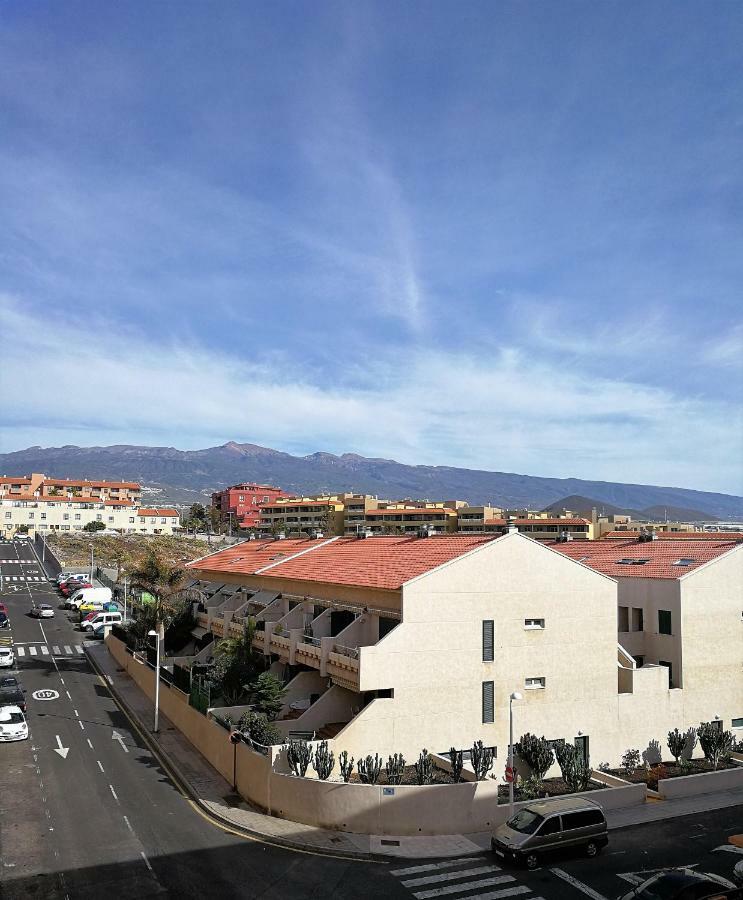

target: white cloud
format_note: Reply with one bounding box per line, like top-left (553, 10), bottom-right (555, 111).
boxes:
top-left (1, 295), bottom-right (740, 495)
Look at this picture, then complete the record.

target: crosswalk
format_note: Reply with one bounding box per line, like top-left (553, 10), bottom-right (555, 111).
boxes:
top-left (14, 643), bottom-right (84, 657)
top-left (389, 860), bottom-right (544, 900)
top-left (1, 574), bottom-right (47, 582)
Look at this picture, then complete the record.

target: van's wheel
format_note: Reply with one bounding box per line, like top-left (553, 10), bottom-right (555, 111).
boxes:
top-left (525, 853), bottom-right (539, 870)
top-left (585, 841), bottom-right (600, 858)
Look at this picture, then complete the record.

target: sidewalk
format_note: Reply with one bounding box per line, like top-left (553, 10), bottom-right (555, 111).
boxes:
top-left (86, 643), bottom-right (743, 861)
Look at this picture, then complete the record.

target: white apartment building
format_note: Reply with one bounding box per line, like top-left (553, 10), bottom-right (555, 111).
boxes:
top-left (186, 531), bottom-right (742, 768)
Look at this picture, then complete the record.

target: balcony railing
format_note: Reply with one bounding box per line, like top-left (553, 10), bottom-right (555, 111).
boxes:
top-left (299, 635), bottom-right (322, 649)
top-left (332, 643), bottom-right (359, 660)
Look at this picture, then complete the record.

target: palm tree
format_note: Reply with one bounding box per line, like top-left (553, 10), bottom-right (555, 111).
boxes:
top-left (129, 549), bottom-right (186, 640)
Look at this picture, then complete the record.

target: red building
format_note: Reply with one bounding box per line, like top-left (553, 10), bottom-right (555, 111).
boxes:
top-left (211, 482), bottom-right (292, 530)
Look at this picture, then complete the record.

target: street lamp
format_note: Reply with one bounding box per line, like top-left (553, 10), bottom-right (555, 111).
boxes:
top-left (148, 629), bottom-right (160, 733)
top-left (89, 543), bottom-right (94, 583)
top-left (508, 691), bottom-right (523, 816)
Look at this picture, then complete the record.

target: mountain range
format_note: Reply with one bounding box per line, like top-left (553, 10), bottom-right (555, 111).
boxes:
top-left (1, 442), bottom-right (741, 520)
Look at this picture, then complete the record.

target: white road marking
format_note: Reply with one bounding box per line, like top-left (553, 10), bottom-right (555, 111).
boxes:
top-left (65, 691), bottom-right (72, 699)
top-left (109, 784), bottom-right (119, 801)
top-left (403, 866), bottom-right (503, 888)
top-left (412, 876), bottom-right (515, 899)
top-left (63, 645), bottom-right (72, 655)
top-left (16, 647), bottom-right (25, 657)
top-left (87, 738), bottom-right (94, 750)
top-left (97, 760), bottom-right (105, 773)
top-left (714, 845), bottom-right (743, 855)
top-left (123, 815), bottom-right (133, 832)
top-left (52, 646), bottom-right (61, 655)
top-left (39, 623), bottom-right (48, 642)
top-left (391, 861), bottom-right (480, 876)
top-left (551, 868), bottom-right (609, 900)
top-left (40, 646), bottom-right (49, 655)
top-left (29, 646), bottom-right (37, 656)
top-left (461, 890), bottom-right (534, 900)
top-left (78, 721), bottom-right (85, 731)
top-left (75, 645), bottom-right (83, 654)
top-left (74, 709), bottom-right (79, 717)
top-left (140, 851), bottom-right (153, 872)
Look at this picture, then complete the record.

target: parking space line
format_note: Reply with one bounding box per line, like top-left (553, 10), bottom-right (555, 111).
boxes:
top-left (550, 868), bottom-right (609, 900)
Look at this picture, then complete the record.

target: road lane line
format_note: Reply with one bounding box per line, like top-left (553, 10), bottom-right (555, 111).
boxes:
top-left (59, 677), bottom-right (65, 685)
top-left (551, 868), bottom-right (609, 900)
top-left (109, 784), bottom-right (119, 801)
top-left (39, 623), bottom-right (48, 642)
top-left (78, 721), bottom-right (85, 731)
top-left (65, 691), bottom-right (72, 699)
top-left (123, 815), bottom-right (134, 832)
top-left (74, 709), bottom-right (79, 717)
top-left (403, 866), bottom-right (502, 887)
top-left (87, 739), bottom-right (94, 749)
top-left (97, 760), bottom-right (105, 773)
top-left (140, 851), bottom-right (153, 872)
top-left (392, 861), bottom-right (481, 876)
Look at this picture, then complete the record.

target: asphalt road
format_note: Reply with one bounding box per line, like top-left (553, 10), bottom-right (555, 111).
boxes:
top-left (1, 535), bottom-right (741, 900)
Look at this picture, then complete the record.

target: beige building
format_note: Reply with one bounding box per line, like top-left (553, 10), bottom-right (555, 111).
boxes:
top-left (0, 474), bottom-right (178, 535)
top-left (258, 497), bottom-right (347, 535)
top-left (186, 531), bottom-right (742, 768)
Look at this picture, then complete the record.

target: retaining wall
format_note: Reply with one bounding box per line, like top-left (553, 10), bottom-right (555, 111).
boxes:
top-left (658, 765), bottom-right (743, 799)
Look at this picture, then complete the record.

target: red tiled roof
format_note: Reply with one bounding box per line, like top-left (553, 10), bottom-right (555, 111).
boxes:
top-left (137, 508), bottom-right (179, 517)
top-left (549, 538), bottom-right (741, 579)
top-left (186, 538), bottom-right (331, 575)
top-left (602, 531), bottom-right (743, 540)
top-left (188, 535), bottom-right (499, 591)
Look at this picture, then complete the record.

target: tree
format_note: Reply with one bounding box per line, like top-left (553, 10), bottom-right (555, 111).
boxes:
top-left (128, 549), bottom-right (186, 641)
top-left (247, 671), bottom-right (286, 720)
top-left (210, 621), bottom-right (263, 706)
top-left (698, 721), bottom-right (734, 770)
top-left (83, 520), bottom-right (106, 532)
top-left (189, 503), bottom-right (207, 522)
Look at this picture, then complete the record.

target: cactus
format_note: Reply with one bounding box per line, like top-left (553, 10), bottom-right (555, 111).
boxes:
top-left (357, 753), bottom-right (382, 784)
top-left (514, 733), bottom-right (554, 780)
top-left (385, 753), bottom-right (406, 785)
top-left (449, 746), bottom-right (464, 783)
top-left (667, 728), bottom-right (686, 765)
top-left (339, 750), bottom-right (355, 783)
top-left (414, 749), bottom-right (433, 785)
top-left (555, 742), bottom-right (593, 792)
top-left (312, 740), bottom-right (335, 780)
top-left (286, 739), bottom-right (312, 777)
top-left (698, 721), bottom-right (734, 770)
top-left (471, 740), bottom-right (494, 780)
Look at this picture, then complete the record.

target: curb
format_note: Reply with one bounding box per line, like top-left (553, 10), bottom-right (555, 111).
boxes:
top-left (84, 646), bottom-right (376, 862)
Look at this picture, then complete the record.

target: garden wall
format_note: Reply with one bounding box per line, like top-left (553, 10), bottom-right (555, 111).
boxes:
top-left (658, 765), bottom-right (743, 800)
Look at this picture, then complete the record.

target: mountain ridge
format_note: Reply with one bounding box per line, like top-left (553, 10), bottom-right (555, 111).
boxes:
top-left (1, 442), bottom-right (741, 519)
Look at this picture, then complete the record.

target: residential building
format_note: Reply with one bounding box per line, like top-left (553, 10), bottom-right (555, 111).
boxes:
top-left (362, 504), bottom-right (459, 533)
top-left (484, 517), bottom-right (594, 540)
top-left (211, 483), bottom-right (291, 530)
top-left (456, 506), bottom-right (503, 532)
top-left (0, 474), bottom-right (178, 535)
top-left (258, 497), bottom-right (347, 535)
top-left (185, 531), bottom-right (742, 767)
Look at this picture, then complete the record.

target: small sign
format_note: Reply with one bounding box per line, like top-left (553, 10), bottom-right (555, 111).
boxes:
top-left (382, 787), bottom-right (395, 796)
top-left (33, 689), bottom-right (59, 701)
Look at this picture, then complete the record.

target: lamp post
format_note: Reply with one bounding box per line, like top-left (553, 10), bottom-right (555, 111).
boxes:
top-left (89, 543), bottom-right (94, 583)
top-left (508, 691), bottom-right (523, 816)
top-left (123, 576), bottom-right (128, 623)
top-left (148, 629), bottom-right (160, 733)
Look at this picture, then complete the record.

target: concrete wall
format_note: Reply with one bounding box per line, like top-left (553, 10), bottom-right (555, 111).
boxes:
top-left (616, 578), bottom-right (681, 684)
top-left (658, 765), bottom-right (743, 800)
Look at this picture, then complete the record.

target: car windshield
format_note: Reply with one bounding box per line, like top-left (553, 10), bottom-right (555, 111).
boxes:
top-left (7, 712), bottom-right (25, 725)
top-left (506, 809), bottom-right (544, 834)
top-left (635, 873), bottom-right (706, 900)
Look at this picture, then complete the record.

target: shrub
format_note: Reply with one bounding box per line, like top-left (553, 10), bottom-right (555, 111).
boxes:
top-left (555, 743), bottom-right (593, 793)
top-left (247, 671), bottom-right (287, 721)
top-left (514, 733), bottom-right (554, 780)
top-left (620, 748), bottom-right (641, 776)
top-left (519, 774), bottom-right (544, 800)
top-left (698, 722), bottom-right (734, 770)
top-left (237, 711), bottom-right (280, 747)
top-left (667, 728), bottom-right (686, 765)
top-left (597, 762), bottom-right (611, 773)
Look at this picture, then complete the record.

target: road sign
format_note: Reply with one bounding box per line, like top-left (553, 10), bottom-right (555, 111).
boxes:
top-left (504, 765), bottom-right (514, 783)
top-left (32, 689), bottom-right (60, 701)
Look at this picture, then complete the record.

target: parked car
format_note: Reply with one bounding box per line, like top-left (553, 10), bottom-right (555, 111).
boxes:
top-left (61, 582), bottom-right (92, 599)
top-left (617, 867), bottom-right (742, 899)
top-left (0, 603), bottom-right (7, 615)
top-left (491, 797), bottom-right (608, 870)
top-left (69, 587), bottom-right (112, 609)
top-left (0, 648), bottom-right (14, 668)
top-left (0, 687), bottom-right (27, 714)
top-left (30, 604), bottom-right (55, 619)
top-left (82, 611), bottom-right (123, 632)
top-left (0, 705), bottom-right (28, 741)
top-left (0, 612), bottom-right (9, 629)
top-left (0, 676), bottom-right (21, 690)
top-left (56, 572), bottom-right (87, 585)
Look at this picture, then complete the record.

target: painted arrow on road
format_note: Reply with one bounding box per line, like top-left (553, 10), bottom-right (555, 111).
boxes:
top-left (112, 730), bottom-right (129, 753)
top-left (53, 735), bottom-right (69, 759)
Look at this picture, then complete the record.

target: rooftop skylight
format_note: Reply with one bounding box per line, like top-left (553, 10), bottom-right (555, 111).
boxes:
top-left (616, 558), bottom-right (651, 565)
top-left (672, 558), bottom-right (698, 566)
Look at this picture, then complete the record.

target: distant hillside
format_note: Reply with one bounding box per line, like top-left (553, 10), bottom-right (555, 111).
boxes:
top-left (542, 494), bottom-right (720, 522)
top-left (1, 442), bottom-right (741, 519)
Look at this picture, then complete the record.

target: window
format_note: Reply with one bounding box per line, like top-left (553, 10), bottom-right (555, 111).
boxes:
top-left (616, 558), bottom-right (650, 565)
top-left (61, 525), bottom-right (70, 530)
top-left (482, 620), bottom-right (494, 661)
top-left (108, 516), bottom-right (114, 522)
top-left (672, 558), bottom-right (697, 567)
top-left (618, 606), bottom-right (629, 632)
top-left (658, 610), bottom-right (672, 635)
top-left (160, 518), bottom-right (166, 524)
top-left (660, 660), bottom-right (673, 687)
top-left (524, 618), bottom-right (545, 629)
top-left (732, 718), bottom-right (743, 729)
top-left (482, 681), bottom-right (494, 723)
top-left (562, 810), bottom-right (604, 830)
top-left (40, 513), bottom-right (46, 520)
top-left (129, 517), bottom-right (135, 524)
top-left (4, 513), bottom-right (10, 519)
top-left (63, 514), bottom-right (69, 521)
top-left (96, 514), bottom-right (103, 521)
top-left (28, 512), bottom-right (34, 519)
top-left (538, 817), bottom-right (561, 836)
top-left (631, 607), bottom-right (644, 631)
top-left (547, 738), bottom-right (565, 751)
top-left (75, 514), bottom-right (81, 521)
top-left (525, 677), bottom-right (546, 690)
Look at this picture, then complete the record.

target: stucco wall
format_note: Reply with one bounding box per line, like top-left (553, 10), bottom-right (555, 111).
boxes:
top-left (658, 765), bottom-right (743, 799)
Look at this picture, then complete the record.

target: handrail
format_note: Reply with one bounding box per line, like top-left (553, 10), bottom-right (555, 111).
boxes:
top-left (299, 635), bottom-right (322, 648)
top-left (332, 643), bottom-right (359, 660)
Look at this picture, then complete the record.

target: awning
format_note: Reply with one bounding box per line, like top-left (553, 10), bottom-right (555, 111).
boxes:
top-left (191, 626), bottom-right (208, 640)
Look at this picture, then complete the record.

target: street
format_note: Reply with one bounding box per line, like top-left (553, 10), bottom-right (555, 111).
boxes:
top-left (1, 534), bottom-right (741, 899)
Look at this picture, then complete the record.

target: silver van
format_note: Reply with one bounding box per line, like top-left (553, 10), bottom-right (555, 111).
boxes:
top-left (491, 796), bottom-right (607, 869)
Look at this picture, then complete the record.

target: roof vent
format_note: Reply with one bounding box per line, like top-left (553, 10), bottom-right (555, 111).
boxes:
top-left (557, 531), bottom-right (573, 542)
top-left (418, 525), bottom-right (436, 538)
top-left (638, 528), bottom-right (658, 543)
top-left (274, 532), bottom-right (286, 540)
top-left (247, 533), bottom-right (256, 541)
top-left (310, 530), bottom-right (324, 539)
top-left (356, 526), bottom-right (373, 539)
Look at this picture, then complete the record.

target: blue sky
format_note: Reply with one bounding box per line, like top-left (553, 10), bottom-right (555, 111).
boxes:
top-left (1, 1), bottom-right (741, 495)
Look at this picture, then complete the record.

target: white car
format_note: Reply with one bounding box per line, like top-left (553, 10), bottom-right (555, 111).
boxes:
top-left (57, 572), bottom-right (88, 584)
top-left (0, 648), bottom-right (14, 668)
top-left (31, 604), bottom-right (54, 619)
top-left (0, 705), bottom-right (29, 741)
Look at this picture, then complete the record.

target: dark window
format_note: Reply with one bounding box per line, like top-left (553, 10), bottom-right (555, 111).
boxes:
top-left (660, 660), bottom-right (673, 687)
top-left (482, 620), bottom-right (494, 662)
top-left (482, 681), bottom-right (494, 724)
top-left (733, 717), bottom-right (743, 728)
top-left (633, 655), bottom-right (644, 668)
top-left (617, 558), bottom-right (650, 565)
top-left (658, 610), bottom-right (672, 635)
top-left (538, 817), bottom-right (561, 836)
top-left (561, 809), bottom-right (603, 830)
top-left (618, 606), bottom-right (629, 632)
